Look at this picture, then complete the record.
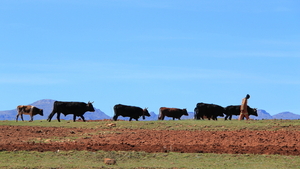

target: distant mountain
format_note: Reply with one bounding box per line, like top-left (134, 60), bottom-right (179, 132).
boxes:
top-left (181, 112), bottom-right (195, 120)
top-left (252, 109), bottom-right (274, 120)
top-left (0, 99), bottom-right (111, 121)
top-left (146, 111), bottom-right (159, 121)
top-left (272, 112), bottom-right (300, 120)
top-left (0, 109), bottom-right (16, 121)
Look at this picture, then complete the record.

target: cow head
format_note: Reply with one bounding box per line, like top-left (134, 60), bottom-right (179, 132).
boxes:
top-left (39, 109), bottom-right (44, 116)
top-left (183, 109), bottom-right (189, 116)
top-left (253, 108), bottom-right (258, 116)
top-left (87, 101), bottom-right (95, 112)
top-left (247, 106), bottom-right (258, 116)
top-left (142, 107), bottom-right (150, 120)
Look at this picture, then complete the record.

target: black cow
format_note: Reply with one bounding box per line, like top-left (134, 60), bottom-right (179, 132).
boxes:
top-left (224, 105), bottom-right (258, 120)
top-left (47, 101), bottom-right (95, 122)
top-left (158, 107), bottom-right (188, 120)
top-left (113, 104), bottom-right (150, 121)
top-left (194, 103), bottom-right (225, 120)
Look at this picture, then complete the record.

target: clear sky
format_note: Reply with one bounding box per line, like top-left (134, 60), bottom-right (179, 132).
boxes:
top-left (1, 0), bottom-right (299, 116)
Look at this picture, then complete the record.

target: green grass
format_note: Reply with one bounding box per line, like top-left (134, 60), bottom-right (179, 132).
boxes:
top-left (0, 150), bottom-right (299, 169)
top-left (1, 119), bottom-right (300, 131)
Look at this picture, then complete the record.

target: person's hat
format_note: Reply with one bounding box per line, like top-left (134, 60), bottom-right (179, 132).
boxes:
top-left (246, 94), bottom-right (250, 99)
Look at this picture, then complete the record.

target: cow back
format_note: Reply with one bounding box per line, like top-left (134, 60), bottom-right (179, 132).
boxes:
top-left (17, 105), bottom-right (32, 115)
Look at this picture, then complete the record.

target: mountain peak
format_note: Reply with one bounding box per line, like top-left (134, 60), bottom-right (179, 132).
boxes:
top-left (272, 112), bottom-right (300, 120)
top-left (31, 99), bottom-right (56, 105)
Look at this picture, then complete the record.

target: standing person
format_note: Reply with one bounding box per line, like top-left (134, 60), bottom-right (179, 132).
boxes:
top-left (238, 94), bottom-right (250, 120)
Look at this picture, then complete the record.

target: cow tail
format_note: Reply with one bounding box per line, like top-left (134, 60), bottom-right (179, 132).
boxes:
top-left (16, 106), bottom-right (21, 122)
top-left (158, 108), bottom-right (162, 120)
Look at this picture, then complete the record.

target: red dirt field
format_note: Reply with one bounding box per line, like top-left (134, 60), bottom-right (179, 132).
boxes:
top-left (0, 125), bottom-right (299, 155)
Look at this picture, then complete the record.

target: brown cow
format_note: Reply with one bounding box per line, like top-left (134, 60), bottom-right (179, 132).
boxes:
top-left (16, 105), bottom-right (43, 122)
top-left (158, 107), bottom-right (188, 120)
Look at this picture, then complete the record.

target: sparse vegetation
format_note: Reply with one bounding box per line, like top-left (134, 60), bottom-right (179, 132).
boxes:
top-left (0, 150), bottom-right (299, 169)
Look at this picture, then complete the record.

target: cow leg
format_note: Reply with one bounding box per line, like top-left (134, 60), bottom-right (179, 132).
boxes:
top-left (73, 115), bottom-right (77, 122)
top-left (113, 115), bottom-right (118, 121)
top-left (47, 111), bottom-right (56, 122)
top-left (16, 114), bottom-right (19, 122)
top-left (80, 115), bottom-right (86, 122)
top-left (56, 113), bottom-right (61, 122)
top-left (21, 114), bottom-right (24, 121)
top-left (29, 115), bottom-right (33, 122)
top-left (229, 115), bottom-right (232, 120)
top-left (212, 116), bottom-right (217, 120)
top-left (129, 117), bottom-right (133, 121)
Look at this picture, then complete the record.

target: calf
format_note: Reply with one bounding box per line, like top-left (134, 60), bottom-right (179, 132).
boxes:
top-left (158, 107), bottom-right (188, 120)
top-left (16, 105), bottom-right (43, 122)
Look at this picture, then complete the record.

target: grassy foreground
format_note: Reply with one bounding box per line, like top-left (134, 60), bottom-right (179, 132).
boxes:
top-left (0, 150), bottom-right (299, 169)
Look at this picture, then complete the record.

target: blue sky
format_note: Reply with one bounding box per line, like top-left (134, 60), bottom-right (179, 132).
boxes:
top-left (1, 0), bottom-right (299, 116)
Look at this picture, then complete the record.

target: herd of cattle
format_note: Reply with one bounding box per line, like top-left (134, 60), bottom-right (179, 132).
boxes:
top-left (15, 101), bottom-right (258, 122)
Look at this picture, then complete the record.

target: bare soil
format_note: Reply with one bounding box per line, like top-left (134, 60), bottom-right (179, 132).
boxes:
top-left (1, 124), bottom-right (299, 155)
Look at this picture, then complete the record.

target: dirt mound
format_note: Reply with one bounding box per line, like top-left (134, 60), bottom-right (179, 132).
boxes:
top-left (0, 125), bottom-right (299, 155)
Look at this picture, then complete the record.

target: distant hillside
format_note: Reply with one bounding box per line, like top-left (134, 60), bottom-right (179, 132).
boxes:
top-left (252, 109), bottom-right (274, 120)
top-left (0, 99), bottom-right (110, 121)
top-left (272, 112), bottom-right (300, 120)
top-left (146, 111), bottom-right (159, 121)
